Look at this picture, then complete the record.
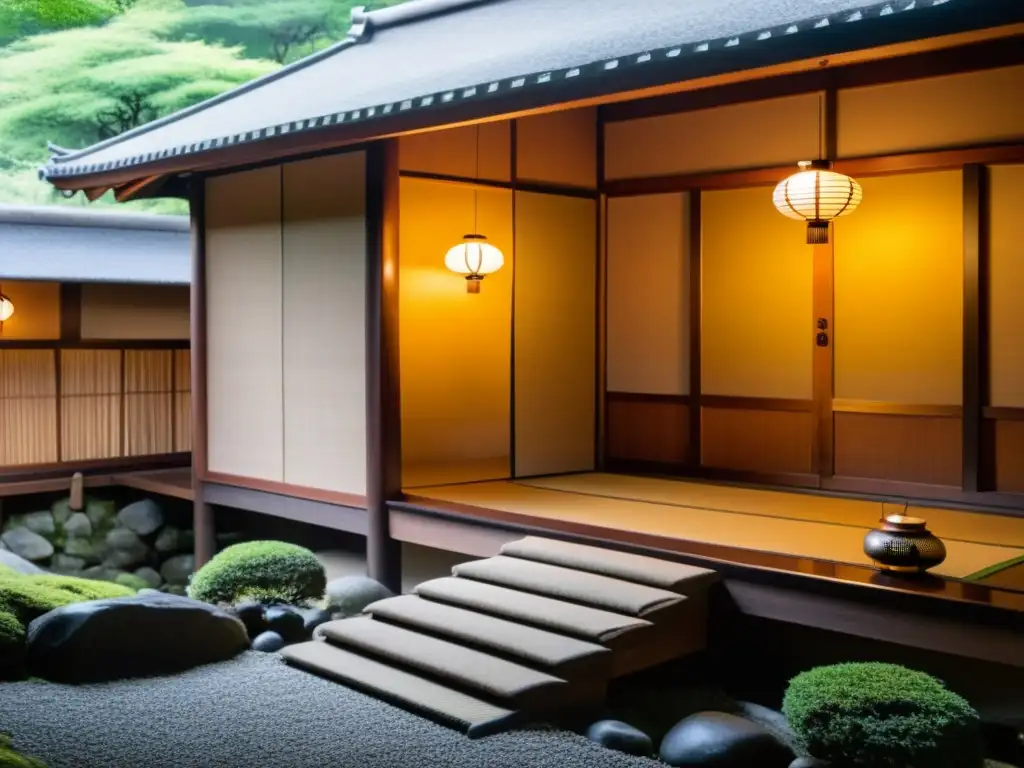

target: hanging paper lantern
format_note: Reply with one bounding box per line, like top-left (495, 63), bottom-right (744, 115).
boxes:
top-left (773, 160), bottom-right (862, 244)
top-left (444, 234), bottom-right (504, 293)
top-left (0, 293), bottom-right (13, 323)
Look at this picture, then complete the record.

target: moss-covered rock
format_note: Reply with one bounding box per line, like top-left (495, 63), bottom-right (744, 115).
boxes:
top-left (114, 573), bottom-right (149, 591)
top-left (187, 541), bottom-right (325, 606)
top-left (0, 733), bottom-right (47, 768)
top-left (783, 662), bottom-right (984, 768)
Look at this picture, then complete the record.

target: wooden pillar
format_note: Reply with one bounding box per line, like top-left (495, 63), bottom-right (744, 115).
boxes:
top-left (962, 163), bottom-right (988, 492)
top-left (365, 140), bottom-right (403, 593)
top-left (687, 190), bottom-right (702, 467)
top-left (189, 178), bottom-right (215, 567)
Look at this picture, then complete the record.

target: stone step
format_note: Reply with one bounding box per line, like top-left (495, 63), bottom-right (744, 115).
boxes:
top-left (414, 576), bottom-right (652, 646)
top-left (365, 594), bottom-right (612, 681)
top-left (452, 556), bottom-right (687, 619)
top-left (316, 616), bottom-right (569, 710)
top-left (500, 536), bottom-right (719, 594)
top-left (281, 641), bottom-right (518, 738)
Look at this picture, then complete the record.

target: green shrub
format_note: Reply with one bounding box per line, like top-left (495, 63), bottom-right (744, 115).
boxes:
top-left (187, 541), bottom-right (326, 606)
top-left (783, 662), bottom-right (984, 768)
top-left (0, 733), bottom-right (47, 768)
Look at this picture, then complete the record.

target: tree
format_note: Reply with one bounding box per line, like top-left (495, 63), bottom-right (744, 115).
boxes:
top-left (0, 0), bottom-right (118, 46)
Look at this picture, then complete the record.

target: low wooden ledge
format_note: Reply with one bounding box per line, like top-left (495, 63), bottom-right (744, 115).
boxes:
top-left (389, 499), bottom-right (1024, 668)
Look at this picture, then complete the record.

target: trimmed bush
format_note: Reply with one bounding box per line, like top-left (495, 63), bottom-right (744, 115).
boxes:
top-left (187, 541), bottom-right (326, 606)
top-left (0, 733), bottom-right (47, 768)
top-left (783, 662), bottom-right (984, 768)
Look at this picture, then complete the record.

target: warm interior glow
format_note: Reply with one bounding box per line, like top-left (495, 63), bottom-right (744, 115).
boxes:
top-left (444, 234), bottom-right (504, 290)
top-left (0, 293), bottom-right (14, 323)
top-left (773, 161), bottom-right (863, 243)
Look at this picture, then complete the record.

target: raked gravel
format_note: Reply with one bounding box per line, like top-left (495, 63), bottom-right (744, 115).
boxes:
top-left (0, 651), bottom-right (661, 768)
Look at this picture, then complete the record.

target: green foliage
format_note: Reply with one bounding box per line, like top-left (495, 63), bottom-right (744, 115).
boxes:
top-left (114, 573), bottom-right (149, 591)
top-left (188, 540), bottom-right (326, 606)
top-left (0, 0), bottom-right (117, 46)
top-left (782, 662), bottom-right (984, 768)
top-left (0, 733), bottom-right (47, 768)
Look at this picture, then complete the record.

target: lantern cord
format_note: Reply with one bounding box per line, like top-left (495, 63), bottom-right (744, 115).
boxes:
top-left (473, 123), bottom-right (480, 233)
top-left (817, 90), bottom-right (824, 162)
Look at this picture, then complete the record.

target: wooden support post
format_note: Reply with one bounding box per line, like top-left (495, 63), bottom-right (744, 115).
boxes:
top-left (365, 140), bottom-right (403, 593)
top-left (687, 191), bottom-right (702, 467)
top-left (189, 178), bottom-right (215, 567)
top-left (962, 163), bottom-right (988, 492)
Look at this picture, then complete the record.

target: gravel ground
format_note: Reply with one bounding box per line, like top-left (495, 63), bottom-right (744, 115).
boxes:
top-left (0, 651), bottom-right (661, 768)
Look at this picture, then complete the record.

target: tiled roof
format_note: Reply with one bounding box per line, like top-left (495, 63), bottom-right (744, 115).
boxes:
top-left (0, 204), bottom-right (189, 284)
top-left (40, 0), bottom-right (1012, 183)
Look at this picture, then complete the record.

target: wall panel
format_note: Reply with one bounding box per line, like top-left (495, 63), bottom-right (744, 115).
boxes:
top-left (701, 187), bottom-right (812, 399)
top-left (606, 193), bottom-right (689, 395)
top-left (606, 395), bottom-right (689, 466)
top-left (205, 166), bottom-right (284, 481)
top-left (282, 152), bottom-right (367, 496)
top-left (514, 191), bottom-right (596, 477)
top-left (173, 349), bottom-right (192, 453)
top-left (834, 412), bottom-right (961, 487)
top-left (60, 349), bottom-right (121, 461)
top-left (838, 65), bottom-right (1024, 158)
top-left (701, 408), bottom-right (814, 475)
top-left (516, 107), bottom-right (597, 189)
top-left (0, 350), bottom-right (57, 465)
top-left (81, 284), bottom-right (189, 340)
top-left (989, 164), bottom-right (1024, 408)
top-left (0, 281), bottom-right (59, 340)
top-left (399, 121), bottom-right (511, 181)
top-left (833, 171), bottom-right (962, 405)
top-left (605, 93), bottom-right (820, 180)
top-left (123, 349), bottom-right (173, 456)
top-left (399, 177), bottom-right (513, 487)
top-left (993, 420), bottom-right (1024, 494)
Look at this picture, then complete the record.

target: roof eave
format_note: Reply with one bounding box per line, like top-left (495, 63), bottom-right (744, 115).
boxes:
top-left (43, 1), bottom-right (1024, 194)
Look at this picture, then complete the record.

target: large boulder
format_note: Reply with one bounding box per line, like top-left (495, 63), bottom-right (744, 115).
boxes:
top-left (117, 499), bottom-right (164, 537)
top-left (326, 575), bottom-right (392, 617)
top-left (161, 554), bottom-right (195, 586)
top-left (1, 529), bottom-right (53, 562)
top-left (26, 592), bottom-right (249, 683)
top-left (20, 512), bottom-right (56, 539)
top-left (0, 549), bottom-right (47, 575)
top-left (660, 712), bottom-right (795, 768)
top-left (586, 719), bottom-right (654, 757)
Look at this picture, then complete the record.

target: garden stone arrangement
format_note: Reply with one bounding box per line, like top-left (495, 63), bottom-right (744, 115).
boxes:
top-left (0, 496), bottom-right (238, 594)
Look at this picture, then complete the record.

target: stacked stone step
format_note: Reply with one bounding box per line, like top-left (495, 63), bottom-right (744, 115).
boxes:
top-left (282, 537), bottom-right (718, 737)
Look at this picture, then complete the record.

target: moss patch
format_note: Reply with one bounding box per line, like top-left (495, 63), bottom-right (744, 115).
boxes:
top-left (187, 541), bottom-right (326, 606)
top-left (0, 733), bottom-right (46, 768)
top-left (783, 662), bottom-right (984, 768)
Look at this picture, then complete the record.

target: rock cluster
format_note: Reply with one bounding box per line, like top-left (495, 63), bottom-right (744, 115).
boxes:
top-left (1, 497), bottom-right (202, 594)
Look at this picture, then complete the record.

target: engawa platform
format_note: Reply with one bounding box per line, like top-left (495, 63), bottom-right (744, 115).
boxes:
top-left (281, 536), bottom-right (718, 737)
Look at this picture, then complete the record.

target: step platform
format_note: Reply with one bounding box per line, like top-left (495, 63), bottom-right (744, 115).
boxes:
top-left (283, 536), bottom-right (718, 738)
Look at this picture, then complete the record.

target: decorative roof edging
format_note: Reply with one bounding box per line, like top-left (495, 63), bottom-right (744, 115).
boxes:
top-left (40, 0), bottom-right (969, 182)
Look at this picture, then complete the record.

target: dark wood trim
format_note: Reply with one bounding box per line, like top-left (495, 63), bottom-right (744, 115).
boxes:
top-left (601, 37), bottom-right (1024, 123)
top-left (202, 481), bottom-right (367, 535)
top-left (189, 179), bottom-right (214, 567)
top-left (110, 468), bottom-right (193, 502)
top-left (984, 407), bottom-right (1024, 421)
top-left (607, 392), bottom-right (690, 405)
top-left (59, 283), bottom-right (82, 342)
top-left (365, 139), bottom-right (403, 592)
top-left (0, 340), bottom-right (189, 350)
top-left (701, 395), bottom-right (814, 413)
top-left (595, 192), bottom-right (608, 471)
top-left (688, 191), bottom-right (702, 467)
top-left (962, 164), bottom-right (988, 493)
top-left (397, 169), bottom-right (599, 200)
top-left (831, 400), bottom-right (963, 417)
top-left (201, 471), bottom-right (367, 509)
top-left (390, 507), bottom-right (520, 558)
top-left (0, 452), bottom-right (191, 484)
top-left (726, 579), bottom-right (1024, 669)
top-left (602, 142), bottom-right (1024, 198)
top-left (822, 475), bottom-right (1024, 515)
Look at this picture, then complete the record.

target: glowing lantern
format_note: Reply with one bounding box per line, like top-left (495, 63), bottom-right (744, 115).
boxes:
top-left (0, 292), bottom-right (13, 324)
top-left (773, 160), bottom-right (862, 244)
top-left (444, 234), bottom-right (504, 293)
